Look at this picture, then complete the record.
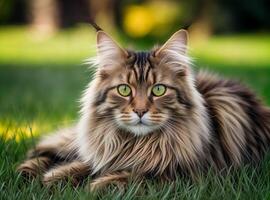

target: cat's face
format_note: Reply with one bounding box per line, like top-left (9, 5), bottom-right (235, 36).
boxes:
top-left (92, 30), bottom-right (193, 136)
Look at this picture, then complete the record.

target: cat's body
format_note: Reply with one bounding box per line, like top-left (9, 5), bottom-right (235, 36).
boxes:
top-left (18, 30), bottom-right (270, 191)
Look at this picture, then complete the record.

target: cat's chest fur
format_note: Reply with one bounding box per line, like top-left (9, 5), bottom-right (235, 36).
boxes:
top-left (76, 106), bottom-right (209, 178)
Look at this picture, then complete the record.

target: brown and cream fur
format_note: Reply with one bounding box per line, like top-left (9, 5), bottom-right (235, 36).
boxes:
top-left (17, 29), bottom-right (270, 191)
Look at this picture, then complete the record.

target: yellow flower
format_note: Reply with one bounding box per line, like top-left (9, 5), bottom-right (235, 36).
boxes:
top-left (123, 5), bottom-right (154, 37)
top-left (123, 2), bottom-right (181, 38)
top-left (0, 122), bottom-right (38, 142)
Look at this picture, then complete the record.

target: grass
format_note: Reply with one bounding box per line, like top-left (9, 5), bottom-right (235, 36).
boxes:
top-left (191, 34), bottom-right (270, 68)
top-left (0, 25), bottom-right (96, 66)
top-left (1, 26), bottom-right (270, 199)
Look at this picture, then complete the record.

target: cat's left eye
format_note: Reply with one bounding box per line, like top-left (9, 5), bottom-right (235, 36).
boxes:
top-left (152, 84), bottom-right (166, 97)
top-left (117, 84), bottom-right (132, 97)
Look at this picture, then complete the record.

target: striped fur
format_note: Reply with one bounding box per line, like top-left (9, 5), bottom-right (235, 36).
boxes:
top-left (18, 30), bottom-right (270, 191)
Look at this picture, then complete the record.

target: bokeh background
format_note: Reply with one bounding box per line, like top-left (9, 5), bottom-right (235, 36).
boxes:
top-left (0, 0), bottom-right (270, 141)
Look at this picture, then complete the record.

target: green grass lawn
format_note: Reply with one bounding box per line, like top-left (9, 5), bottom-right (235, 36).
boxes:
top-left (1, 26), bottom-right (270, 199)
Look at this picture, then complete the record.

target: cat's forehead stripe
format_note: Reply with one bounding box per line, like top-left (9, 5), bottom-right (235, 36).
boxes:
top-left (131, 51), bottom-right (152, 83)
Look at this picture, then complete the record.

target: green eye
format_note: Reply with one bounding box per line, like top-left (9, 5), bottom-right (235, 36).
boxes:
top-left (117, 84), bottom-right (132, 97)
top-left (152, 84), bottom-right (166, 96)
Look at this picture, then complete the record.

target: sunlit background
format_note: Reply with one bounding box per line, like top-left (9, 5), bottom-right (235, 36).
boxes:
top-left (0, 0), bottom-right (270, 140)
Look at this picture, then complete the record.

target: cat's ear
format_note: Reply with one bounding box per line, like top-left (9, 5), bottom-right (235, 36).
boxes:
top-left (96, 31), bottom-right (128, 68)
top-left (155, 30), bottom-right (191, 73)
top-left (156, 29), bottom-right (188, 56)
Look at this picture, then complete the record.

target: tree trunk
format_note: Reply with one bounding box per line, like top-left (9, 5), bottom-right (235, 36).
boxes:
top-left (29, 0), bottom-right (59, 35)
top-left (189, 0), bottom-right (214, 45)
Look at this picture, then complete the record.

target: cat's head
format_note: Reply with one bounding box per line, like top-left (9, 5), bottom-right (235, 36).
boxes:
top-left (90, 30), bottom-right (196, 136)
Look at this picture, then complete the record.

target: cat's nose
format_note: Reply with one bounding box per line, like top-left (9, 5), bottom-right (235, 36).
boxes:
top-left (133, 108), bottom-right (148, 118)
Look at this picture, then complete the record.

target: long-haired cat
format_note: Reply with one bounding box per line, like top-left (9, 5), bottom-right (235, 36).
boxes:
top-left (17, 29), bottom-right (270, 191)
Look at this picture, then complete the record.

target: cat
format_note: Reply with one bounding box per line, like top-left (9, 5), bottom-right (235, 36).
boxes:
top-left (17, 29), bottom-right (270, 191)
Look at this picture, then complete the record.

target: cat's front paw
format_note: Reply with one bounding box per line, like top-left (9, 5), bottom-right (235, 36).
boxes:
top-left (86, 179), bottom-right (127, 193)
top-left (85, 171), bottom-right (130, 192)
top-left (42, 161), bottom-right (90, 187)
top-left (17, 156), bottom-right (52, 179)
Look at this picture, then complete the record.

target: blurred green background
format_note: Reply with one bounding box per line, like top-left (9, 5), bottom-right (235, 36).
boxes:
top-left (0, 0), bottom-right (269, 140)
top-left (0, 0), bottom-right (270, 140)
top-left (1, 0), bottom-right (270, 198)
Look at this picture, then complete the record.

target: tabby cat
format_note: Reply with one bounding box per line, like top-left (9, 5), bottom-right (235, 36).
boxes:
top-left (18, 29), bottom-right (270, 191)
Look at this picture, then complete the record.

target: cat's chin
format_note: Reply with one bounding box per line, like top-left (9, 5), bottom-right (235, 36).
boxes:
top-left (122, 124), bottom-right (158, 136)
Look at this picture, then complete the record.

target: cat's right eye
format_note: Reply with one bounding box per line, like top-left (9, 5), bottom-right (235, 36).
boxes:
top-left (117, 84), bottom-right (132, 97)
